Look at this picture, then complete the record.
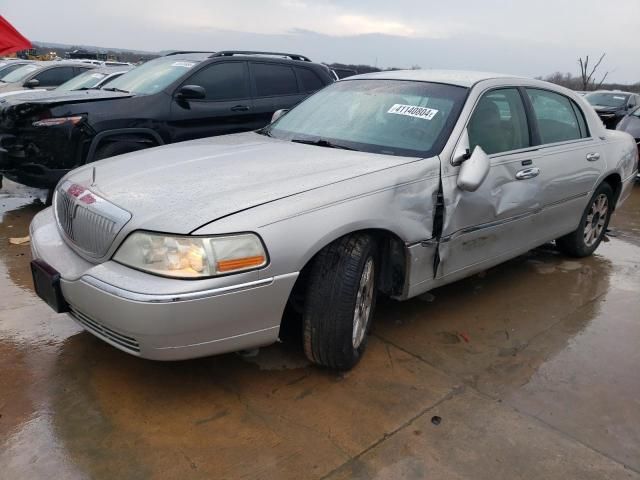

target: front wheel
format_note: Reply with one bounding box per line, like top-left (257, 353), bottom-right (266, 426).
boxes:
top-left (556, 182), bottom-right (614, 257)
top-left (303, 234), bottom-right (378, 370)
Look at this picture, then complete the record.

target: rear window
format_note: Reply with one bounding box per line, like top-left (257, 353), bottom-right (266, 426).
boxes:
top-left (251, 63), bottom-right (299, 97)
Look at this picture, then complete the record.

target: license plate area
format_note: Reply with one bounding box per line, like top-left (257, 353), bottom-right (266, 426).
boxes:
top-left (30, 259), bottom-right (69, 313)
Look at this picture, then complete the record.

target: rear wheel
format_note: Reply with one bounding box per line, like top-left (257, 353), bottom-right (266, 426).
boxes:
top-left (556, 182), bottom-right (614, 257)
top-left (303, 234), bottom-right (377, 370)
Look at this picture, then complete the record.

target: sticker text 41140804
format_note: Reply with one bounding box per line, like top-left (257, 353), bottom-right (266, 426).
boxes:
top-left (387, 104), bottom-right (439, 120)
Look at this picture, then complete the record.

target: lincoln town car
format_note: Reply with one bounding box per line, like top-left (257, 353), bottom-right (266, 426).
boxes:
top-left (29, 71), bottom-right (638, 369)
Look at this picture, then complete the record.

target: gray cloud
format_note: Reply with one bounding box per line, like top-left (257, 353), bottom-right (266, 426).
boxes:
top-left (4, 0), bottom-right (639, 82)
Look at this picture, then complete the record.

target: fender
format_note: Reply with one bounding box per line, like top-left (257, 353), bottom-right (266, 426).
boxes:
top-left (86, 128), bottom-right (165, 163)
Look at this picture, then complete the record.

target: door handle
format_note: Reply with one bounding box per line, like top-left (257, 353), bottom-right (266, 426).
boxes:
top-left (230, 105), bottom-right (250, 112)
top-left (515, 167), bottom-right (540, 180)
top-left (586, 152), bottom-right (600, 162)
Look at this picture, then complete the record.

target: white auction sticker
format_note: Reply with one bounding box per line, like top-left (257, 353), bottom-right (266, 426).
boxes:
top-left (613, 96), bottom-right (626, 100)
top-left (172, 61), bottom-right (196, 68)
top-left (387, 104), bottom-right (439, 120)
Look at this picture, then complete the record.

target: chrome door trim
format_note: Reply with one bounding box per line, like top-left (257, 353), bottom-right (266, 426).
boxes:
top-left (439, 191), bottom-right (589, 242)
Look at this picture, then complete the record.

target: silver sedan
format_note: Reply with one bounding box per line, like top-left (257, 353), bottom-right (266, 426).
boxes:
top-left (30, 70), bottom-right (638, 369)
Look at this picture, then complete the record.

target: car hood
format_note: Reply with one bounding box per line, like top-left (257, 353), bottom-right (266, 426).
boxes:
top-left (65, 132), bottom-right (417, 233)
top-left (0, 89), bottom-right (133, 107)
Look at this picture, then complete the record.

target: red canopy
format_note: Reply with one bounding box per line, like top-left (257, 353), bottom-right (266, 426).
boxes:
top-left (0, 15), bottom-right (31, 55)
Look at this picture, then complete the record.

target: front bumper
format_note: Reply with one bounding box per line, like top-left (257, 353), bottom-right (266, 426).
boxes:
top-left (30, 208), bottom-right (298, 360)
top-left (0, 124), bottom-right (85, 189)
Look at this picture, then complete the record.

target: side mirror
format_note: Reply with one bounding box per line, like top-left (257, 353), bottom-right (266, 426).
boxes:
top-left (271, 109), bottom-right (289, 123)
top-left (24, 78), bottom-right (40, 88)
top-left (176, 85), bottom-right (205, 100)
top-left (457, 146), bottom-right (490, 192)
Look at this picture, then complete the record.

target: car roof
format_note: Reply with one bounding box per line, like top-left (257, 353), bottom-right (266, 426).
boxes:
top-left (161, 52), bottom-right (212, 61)
top-left (586, 90), bottom-right (634, 96)
top-left (345, 69), bottom-right (525, 88)
top-left (90, 65), bottom-right (134, 74)
top-left (26, 61), bottom-right (97, 69)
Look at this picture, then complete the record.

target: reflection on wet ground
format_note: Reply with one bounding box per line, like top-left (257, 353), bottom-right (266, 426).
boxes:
top-left (1, 182), bottom-right (639, 479)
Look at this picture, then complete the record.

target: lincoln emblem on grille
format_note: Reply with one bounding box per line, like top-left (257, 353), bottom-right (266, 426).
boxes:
top-left (54, 180), bottom-right (132, 258)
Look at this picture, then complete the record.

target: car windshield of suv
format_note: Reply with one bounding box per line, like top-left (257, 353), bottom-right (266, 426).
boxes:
top-left (56, 71), bottom-right (107, 91)
top-left (585, 92), bottom-right (629, 108)
top-left (264, 79), bottom-right (468, 158)
top-left (104, 57), bottom-right (199, 95)
top-left (1, 64), bottom-right (39, 83)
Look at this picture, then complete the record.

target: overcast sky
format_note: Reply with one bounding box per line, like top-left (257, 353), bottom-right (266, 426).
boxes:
top-left (5, 0), bottom-right (640, 82)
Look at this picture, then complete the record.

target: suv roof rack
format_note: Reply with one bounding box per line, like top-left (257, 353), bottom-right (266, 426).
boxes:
top-left (164, 51), bottom-right (215, 56)
top-left (210, 50), bottom-right (311, 62)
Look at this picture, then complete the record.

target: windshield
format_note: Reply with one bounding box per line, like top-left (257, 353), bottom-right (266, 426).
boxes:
top-left (56, 71), bottom-right (107, 91)
top-left (264, 79), bottom-right (468, 157)
top-left (585, 92), bottom-right (629, 108)
top-left (104, 57), bottom-right (199, 95)
top-left (1, 64), bottom-right (39, 83)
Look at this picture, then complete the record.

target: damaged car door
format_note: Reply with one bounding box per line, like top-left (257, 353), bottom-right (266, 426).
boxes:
top-left (438, 87), bottom-right (543, 279)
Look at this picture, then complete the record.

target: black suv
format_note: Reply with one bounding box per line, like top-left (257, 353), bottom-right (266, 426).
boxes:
top-left (0, 51), bottom-right (334, 190)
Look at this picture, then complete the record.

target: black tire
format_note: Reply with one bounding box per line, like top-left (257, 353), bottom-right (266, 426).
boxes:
top-left (94, 141), bottom-right (148, 161)
top-left (556, 182), bottom-right (614, 257)
top-left (303, 234), bottom-right (378, 370)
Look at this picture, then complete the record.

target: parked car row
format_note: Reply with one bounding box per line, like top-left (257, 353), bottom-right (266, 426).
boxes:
top-left (21, 59), bottom-right (636, 369)
top-left (0, 50), bottom-right (335, 193)
top-left (0, 61), bottom-right (98, 94)
top-left (584, 90), bottom-right (640, 129)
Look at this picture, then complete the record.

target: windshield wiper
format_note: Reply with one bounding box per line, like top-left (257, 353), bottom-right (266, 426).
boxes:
top-left (103, 87), bottom-right (130, 93)
top-left (291, 138), bottom-right (357, 151)
top-left (256, 127), bottom-right (272, 137)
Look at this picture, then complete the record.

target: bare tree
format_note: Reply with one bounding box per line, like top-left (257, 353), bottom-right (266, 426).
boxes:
top-left (578, 53), bottom-right (610, 91)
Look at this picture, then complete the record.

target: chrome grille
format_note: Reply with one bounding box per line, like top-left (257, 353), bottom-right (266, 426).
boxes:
top-left (70, 306), bottom-right (141, 354)
top-left (55, 180), bottom-right (131, 258)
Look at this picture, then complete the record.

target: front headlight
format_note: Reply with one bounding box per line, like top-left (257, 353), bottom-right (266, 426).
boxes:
top-left (113, 231), bottom-right (268, 278)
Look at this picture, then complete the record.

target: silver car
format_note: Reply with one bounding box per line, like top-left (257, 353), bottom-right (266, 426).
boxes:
top-left (30, 70), bottom-right (638, 369)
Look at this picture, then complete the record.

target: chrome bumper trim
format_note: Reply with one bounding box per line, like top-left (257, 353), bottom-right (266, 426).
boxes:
top-left (78, 275), bottom-right (283, 303)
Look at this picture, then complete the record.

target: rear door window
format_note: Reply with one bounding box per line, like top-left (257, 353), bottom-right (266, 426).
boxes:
top-left (183, 62), bottom-right (249, 101)
top-left (468, 88), bottom-right (530, 155)
top-left (526, 89), bottom-right (584, 144)
top-left (33, 67), bottom-right (77, 87)
top-left (295, 67), bottom-right (324, 93)
top-left (250, 63), bottom-right (299, 97)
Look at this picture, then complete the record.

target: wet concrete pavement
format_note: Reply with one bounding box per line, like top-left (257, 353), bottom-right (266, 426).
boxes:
top-left (1, 179), bottom-right (639, 479)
